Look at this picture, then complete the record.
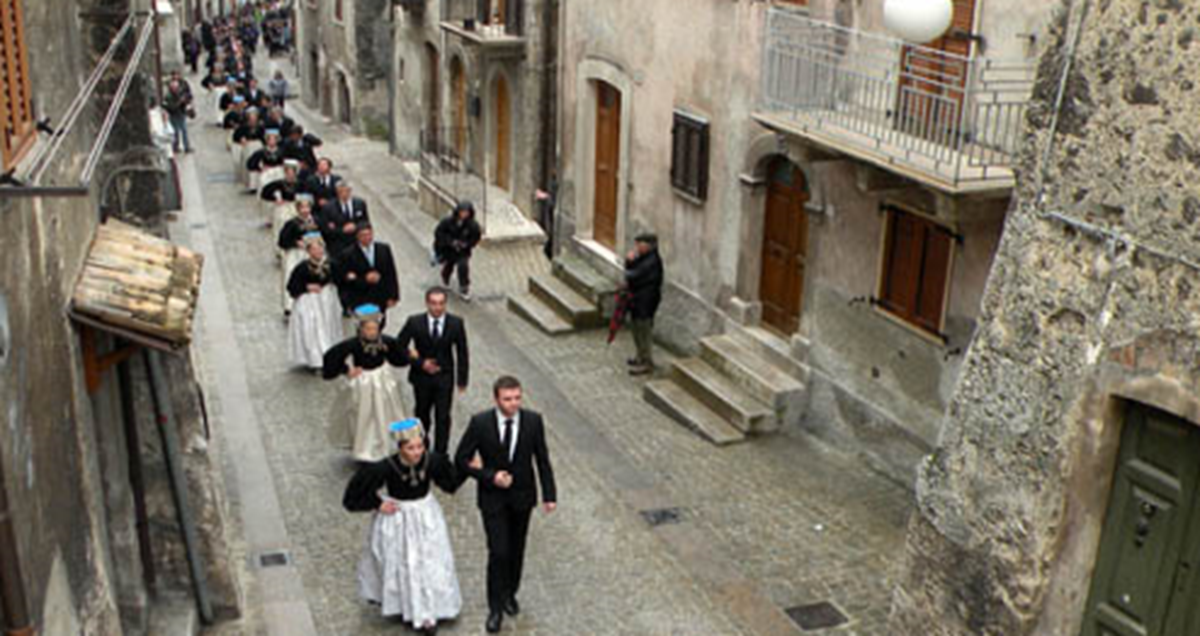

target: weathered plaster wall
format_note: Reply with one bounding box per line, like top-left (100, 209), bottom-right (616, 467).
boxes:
top-left (889, 0), bottom-right (1200, 632)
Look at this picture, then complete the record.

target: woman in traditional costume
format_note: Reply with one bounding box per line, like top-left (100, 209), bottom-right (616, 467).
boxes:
top-left (342, 419), bottom-right (470, 635)
top-left (286, 234), bottom-right (342, 370)
top-left (322, 305), bottom-right (409, 462)
top-left (276, 195), bottom-right (318, 316)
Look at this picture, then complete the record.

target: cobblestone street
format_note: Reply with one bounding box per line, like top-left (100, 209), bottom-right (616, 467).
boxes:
top-left (180, 58), bottom-right (913, 636)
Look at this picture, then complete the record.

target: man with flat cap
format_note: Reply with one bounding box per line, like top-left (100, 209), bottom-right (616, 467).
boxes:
top-left (624, 233), bottom-right (664, 376)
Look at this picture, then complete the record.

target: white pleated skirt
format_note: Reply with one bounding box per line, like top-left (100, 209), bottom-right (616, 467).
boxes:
top-left (358, 494), bottom-right (462, 627)
top-left (288, 285), bottom-right (341, 369)
top-left (328, 365), bottom-right (407, 462)
top-left (279, 248), bottom-right (307, 313)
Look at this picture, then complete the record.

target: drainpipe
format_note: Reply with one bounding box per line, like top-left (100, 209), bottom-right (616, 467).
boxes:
top-left (144, 350), bottom-right (213, 624)
top-left (0, 451), bottom-right (34, 636)
top-left (537, 0), bottom-right (558, 255)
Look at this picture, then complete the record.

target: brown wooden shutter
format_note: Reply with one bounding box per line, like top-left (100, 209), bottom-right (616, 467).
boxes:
top-left (914, 224), bottom-right (952, 332)
top-left (670, 111), bottom-right (710, 201)
top-left (0, 0), bottom-right (33, 170)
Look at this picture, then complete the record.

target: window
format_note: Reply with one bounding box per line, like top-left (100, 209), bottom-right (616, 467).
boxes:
top-left (877, 205), bottom-right (954, 337)
top-left (334, 0), bottom-right (344, 21)
top-left (0, 0), bottom-right (33, 169)
top-left (671, 110), bottom-right (709, 201)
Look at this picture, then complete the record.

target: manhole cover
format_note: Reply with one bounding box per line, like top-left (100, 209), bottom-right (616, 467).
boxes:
top-left (639, 507), bottom-right (684, 527)
top-left (786, 601), bottom-right (850, 631)
top-left (257, 550), bottom-right (292, 568)
top-left (205, 173), bottom-right (237, 183)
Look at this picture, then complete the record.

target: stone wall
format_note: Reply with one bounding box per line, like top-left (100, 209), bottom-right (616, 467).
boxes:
top-left (888, 0), bottom-right (1200, 633)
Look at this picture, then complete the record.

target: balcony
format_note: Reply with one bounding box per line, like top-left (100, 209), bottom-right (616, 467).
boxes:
top-left (756, 9), bottom-right (1035, 194)
top-left (440, 0), bottom-right (526, 56)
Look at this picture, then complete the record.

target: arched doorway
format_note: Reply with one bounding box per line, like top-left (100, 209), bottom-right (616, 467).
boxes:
top-left (492, 74), bottom-right (511, 191)
top-left (592, 80), bottom-right (621, 250)
top-left (424, 43), bottom-right (440, 150)
top-left (338, 73), bottom-right (352, 125)
top-left (450, 57), bottom-right (467, 160)
top-left (759, 157), bottom-right (809, 336)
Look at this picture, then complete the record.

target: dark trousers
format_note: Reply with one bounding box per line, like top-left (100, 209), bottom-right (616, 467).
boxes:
top-left (440, 254), bottom-right (471, 291)
top-left (482, 504), bottom-right (534, 613)
top-left (413, 378), bottom-right (453, 453)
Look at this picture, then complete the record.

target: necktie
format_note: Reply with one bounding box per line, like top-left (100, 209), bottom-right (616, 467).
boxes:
top-left (343, 202), bottom-right (350, 218)
top-left (432, 318), bottom-right (441, 340)
top-left (502, 419), bottom-right (514, 462)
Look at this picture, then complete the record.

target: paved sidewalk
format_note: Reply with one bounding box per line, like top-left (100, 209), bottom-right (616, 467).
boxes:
top-left (188, 56), bottom-right (914, 636)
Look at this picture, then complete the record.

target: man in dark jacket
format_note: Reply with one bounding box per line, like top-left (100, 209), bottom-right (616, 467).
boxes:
top-left (338, 224), bottom-right (399, 322)
top-left (397, 287), bottom-right (469, 454)
top-left (624, 233), bottom-right (664, 375)
top-left (162, 75), bottom-right (194, 153)
top-left (434, 201), bottom-right (483, 301)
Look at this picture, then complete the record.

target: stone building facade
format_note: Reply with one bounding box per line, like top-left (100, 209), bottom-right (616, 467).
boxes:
top-left (297, 0), bottom-right (393, 138)
top-left (0, 2), bottom-right (240, 635)
top-left (391, 0), bottom-right (558, 226)
top-left (889, 0), bottom-right (1200, 633)
top-left (546, 0), bottom-right (1055, 483)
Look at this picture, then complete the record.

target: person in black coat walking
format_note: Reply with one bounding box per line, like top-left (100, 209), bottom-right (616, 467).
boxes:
top-left (624, 233), bottom-right (664, 375)
top-left (396, 288), bottom-right (469, 454)
top-left (433, 201), bottom-right (483, 301)
top-left (317, 180), bottom-right (369, 257)
top-left (454, 376), bottom-right (556, 634)
top-left (338, 224), bottom-right (400, 322)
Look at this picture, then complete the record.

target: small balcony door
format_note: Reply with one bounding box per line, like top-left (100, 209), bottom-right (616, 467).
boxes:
top-left (896, 0), bottom-right (976, 146)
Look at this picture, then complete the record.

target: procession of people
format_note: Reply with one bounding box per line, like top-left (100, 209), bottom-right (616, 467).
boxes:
top-left (192, 9), bottom-right (567, 632)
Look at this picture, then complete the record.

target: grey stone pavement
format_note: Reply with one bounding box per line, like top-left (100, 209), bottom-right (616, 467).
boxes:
top-left (178, 56), bottom-right (913, 636)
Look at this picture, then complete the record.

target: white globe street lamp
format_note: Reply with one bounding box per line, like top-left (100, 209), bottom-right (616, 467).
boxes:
top-left (883, 0), bottom-right (954, 44)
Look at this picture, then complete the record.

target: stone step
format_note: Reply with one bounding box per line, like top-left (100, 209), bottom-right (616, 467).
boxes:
top-left (700, 334), bottom-right (806, 418)
top-left (529, 274), bottom-right (603, 329)
top-left (644, 379), bottom-right (746, 446)
top-left (507, 293), bottom-right (574, 336)
top-left (727, 324), bottom-right (811, 382)
top-left (670, 358), bottom-right (774, 434)
top-left (553, 253), bottom-right (618, 306)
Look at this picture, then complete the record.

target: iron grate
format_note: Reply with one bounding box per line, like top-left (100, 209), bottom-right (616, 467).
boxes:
top-left (257, 550), bottom-right (292, 568)
top-left (786, 601), bottom-right (850, 632)
top-left (639, 507), bottom-right (685, 528)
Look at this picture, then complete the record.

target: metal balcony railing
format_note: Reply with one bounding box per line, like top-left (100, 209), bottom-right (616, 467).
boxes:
top-left (759, 9), bottom-right (1035, 191)
top-left (441, 0), bottom-right (524, 38)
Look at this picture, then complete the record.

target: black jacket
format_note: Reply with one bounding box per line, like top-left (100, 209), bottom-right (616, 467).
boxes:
top-left (317, 196), bottom-right (369, 250)
top-left (455, 409), bottom-right (556, 512)
top-left (303, 172), bottom-right (342, 206)
top-left (395, 312), bottom-right (469, 388)
top-left (434, 214), bottom-right (482, 261)
top-left (337, 241), bottom-right (400, 310)
top-left (624, 249), bottom-right (664, 320)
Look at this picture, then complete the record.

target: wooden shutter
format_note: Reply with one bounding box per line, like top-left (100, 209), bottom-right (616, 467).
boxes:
top-left (335, 0), bottom-right (343, 20)
top-left (0, 0), bottom-right (33, 170)
top-left (879, 206), bottom-right (953, 336)
top-left (670, 111), bottom-right (710, 201)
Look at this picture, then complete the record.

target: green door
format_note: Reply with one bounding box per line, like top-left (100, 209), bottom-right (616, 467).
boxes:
top-left (1081, 403), bottom-right (1200, 636)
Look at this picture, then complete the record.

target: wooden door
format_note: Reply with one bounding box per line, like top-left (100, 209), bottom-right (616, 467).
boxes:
top-left (759, 159), bottom-right (808, 335)
top-left (593, 81), bottom-right (621, 250)
top-left (1081, 404), bottom-right (1200, 636)
top-left (424, 44), bottom-right (440, 150)
top-left (897, 0), bottom-right (976, 144)
top-left (451, 58), bottom-right (467, 159)
top-left (493, 75), bottom-right (511, 190)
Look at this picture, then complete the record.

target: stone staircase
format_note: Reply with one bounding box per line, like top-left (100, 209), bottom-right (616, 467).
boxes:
top-left (644, 330), bottom-right (807, 446)
top-left (508, 254), bottom-right (616, 335)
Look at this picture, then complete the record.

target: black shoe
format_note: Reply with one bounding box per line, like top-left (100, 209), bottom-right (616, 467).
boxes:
top-left (629, 364), bottom-right (653, 376)
top-left (486, 611), bottom-right (503, 633)
top-left (420, 625), bottom-right (438, 636)
top-left (627, 358), bottom-right (642, 366)
top-left (503, 597), bottom-right (520, 616)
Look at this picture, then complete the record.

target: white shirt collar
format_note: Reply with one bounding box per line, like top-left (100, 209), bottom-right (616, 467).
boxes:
top-left (497, 408), bottom-right (520, 458)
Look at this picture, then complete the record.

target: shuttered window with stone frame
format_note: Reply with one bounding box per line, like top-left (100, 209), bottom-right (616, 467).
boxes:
top-left (877, 205), bottom-right (955, 338)
top-left (0, 0), bottom-right (33, 170)
top-left (335, 0), bottom-right (344, 21)
top-left (671, 111), bottom-right (709, 202)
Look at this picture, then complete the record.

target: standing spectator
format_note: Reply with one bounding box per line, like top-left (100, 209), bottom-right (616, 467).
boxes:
top-left (162, 76), bottom-right (194, 153)
top-left (623, 233), bottom-right (664, 376)
top-left (182, 29), bottom-right (200, 74)
top-left (269, 69), bottom-right (289, 109)
top-left (434, 201), bottom-right (483, 301)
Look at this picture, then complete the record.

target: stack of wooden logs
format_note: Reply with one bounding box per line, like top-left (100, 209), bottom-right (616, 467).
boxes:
top-left (72, 219), bottom-right (204, 347)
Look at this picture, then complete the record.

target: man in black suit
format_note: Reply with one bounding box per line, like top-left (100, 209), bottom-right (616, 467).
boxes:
top-left (317, 180), bottom-right (368, 257)
top-left (397, 287), bottom-right (469, 454)
top-left (455, 376), bottom-right (556, 634)
top-left (303, 157), bottom-right (341, 208)
top-left (338, 224), bottom-right (400, 323)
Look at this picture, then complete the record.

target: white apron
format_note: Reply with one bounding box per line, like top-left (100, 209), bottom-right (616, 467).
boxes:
top-left (233, 142), bottom-right (254, 187)
top-left (288, 285), bottom-right (341, 369)
top-left (279, 247), bottom-right (307, 312)
top-left (358, 494), bottom-right (462, 627)
top-left (328, 365), bottom-right (406, 462)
